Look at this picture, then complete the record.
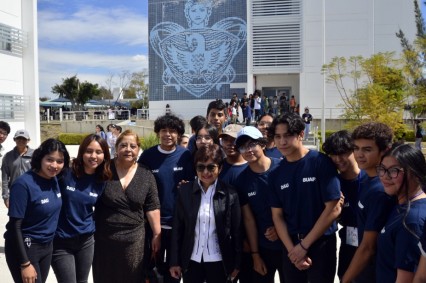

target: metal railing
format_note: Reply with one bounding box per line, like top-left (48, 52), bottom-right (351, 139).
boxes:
top-left (41, 109), bottom-right (131, 123)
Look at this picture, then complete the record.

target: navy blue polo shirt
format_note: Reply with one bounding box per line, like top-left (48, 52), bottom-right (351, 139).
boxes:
top-left (356, 175), bottom-right (395, 243)
top-left (265, 147), bottom-right (282, 159)
top-left (269, 150), bottom-right (341, 236)
top-left (219, 160), bottom-right (248, 187)
top-left (236, 158), bottom-right (281, 250)
top-left (376, 199), bottom-right (426, 282)
top-left (338, 171), bottom-right (368, 243)
top-left (6, 171), bottom-right (62, 243)
top-left (138, 145), bottom-right (194, 226)
top-left (56, 169), bottom-right (105, 238)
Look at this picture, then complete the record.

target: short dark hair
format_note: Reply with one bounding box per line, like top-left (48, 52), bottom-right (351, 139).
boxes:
top-left (72, 134), bottom-right (112, 181)
top-left (269, 113), bottom-right (305, 139)
top-left (154, 114), bottom-right (185, 136)
top-left (31, 139), bottom-right (70, 172)
top-left (322, 130), bottom-right (354, 155)
top-left (189, 115), bottom-right (207, 131)
top-left (0, 121), bottom-right (10, 134)
top-left (194, 144), bottom-right (224, 168)
top-left (351, 122), bottom-right (393, 152)
top-left (206, 99), bottom-right (226, 116)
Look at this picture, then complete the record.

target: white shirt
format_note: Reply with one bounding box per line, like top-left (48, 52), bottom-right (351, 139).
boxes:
top-left (191, 179), bottom-right (223, 263)
top-left (254, 97), bottom-right (261, 110)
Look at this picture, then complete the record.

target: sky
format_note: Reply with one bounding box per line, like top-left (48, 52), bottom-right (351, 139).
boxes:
top-left (37, 0), bottom-right (149, 98)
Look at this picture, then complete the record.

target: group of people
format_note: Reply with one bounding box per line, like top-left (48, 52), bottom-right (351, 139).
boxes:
top-left (2, 96), bottom-right (426, 283)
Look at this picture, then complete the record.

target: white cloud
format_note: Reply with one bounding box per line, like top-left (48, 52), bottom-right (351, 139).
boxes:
top-left (38, 48), bottom-right (148, 97)
top-left (38, 5), bottom-right (148, 46)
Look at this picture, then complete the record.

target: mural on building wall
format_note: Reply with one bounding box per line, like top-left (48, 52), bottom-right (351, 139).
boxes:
top-left (149, 0), bottom-right (247, 100)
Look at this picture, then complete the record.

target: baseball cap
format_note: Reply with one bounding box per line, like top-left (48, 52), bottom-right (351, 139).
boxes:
top-left (219, 124), bottom-right (243, 139)
top-left (14, 129), bottom-right (30, 139)
top-left (235, 126), bottom-right (263, 147)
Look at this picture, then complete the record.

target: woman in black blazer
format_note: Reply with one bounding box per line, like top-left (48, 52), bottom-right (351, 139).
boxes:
top-left (169, 144), bottom-right (241, 283)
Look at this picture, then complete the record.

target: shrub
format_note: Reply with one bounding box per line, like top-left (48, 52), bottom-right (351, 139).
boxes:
top-left (58, 133), bottom-right (90, 145)
top-left (141, 133), bottom-right (159, 150)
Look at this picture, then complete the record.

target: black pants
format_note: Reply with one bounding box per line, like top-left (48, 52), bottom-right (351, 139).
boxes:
top-left (183, 260), bottom-right (227, 283)
top-left (5, 238), bottom-right (53, 283)
top-left (253, 247), bottom-right (284, 283)
top-left (51, 234), bottom-right (94, 283)
top-left (282, 234), bottom-right (337, 283)
top-left (337, 242), bottom-right (357, 279)
top-left (157, 228), bottom-right (180, 283)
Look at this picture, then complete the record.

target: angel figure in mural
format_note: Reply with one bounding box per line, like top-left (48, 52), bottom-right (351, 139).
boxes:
top-left (150, 0), bottom-right (247, 98)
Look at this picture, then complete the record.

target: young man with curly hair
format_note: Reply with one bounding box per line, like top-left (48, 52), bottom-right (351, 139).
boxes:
top-left (342, 122), bottom-right (395, 283)
top-left (138, 114), bottom-right (194, 283)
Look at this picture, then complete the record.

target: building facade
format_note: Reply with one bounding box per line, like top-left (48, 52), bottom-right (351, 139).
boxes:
top-left (148, 0), bottom-right (416, 122)
top-left (0, 0), bottom-right (40, 148)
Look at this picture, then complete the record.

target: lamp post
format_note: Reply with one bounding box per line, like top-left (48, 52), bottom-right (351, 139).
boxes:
top-left (321, 0), bottom-right (326, 144)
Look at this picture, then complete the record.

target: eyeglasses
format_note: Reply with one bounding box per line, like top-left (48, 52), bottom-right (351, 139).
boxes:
top-left (238, 142), bottom-right (259, 154)
top-left (196, 135), bottom-right (212, 141)
top-left (376, 165), bottom-right (404, 179)
top-left (196, 163), bottom-right (219, 172)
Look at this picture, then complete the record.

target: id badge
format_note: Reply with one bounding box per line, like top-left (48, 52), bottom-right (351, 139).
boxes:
top-left (346, 226), bottom-right (358, 247)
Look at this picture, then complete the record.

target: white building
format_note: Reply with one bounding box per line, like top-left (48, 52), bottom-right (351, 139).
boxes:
top-left (0, 0), bottom-right (40, 148)
top-left (148, 0), bottom-right (417, 125)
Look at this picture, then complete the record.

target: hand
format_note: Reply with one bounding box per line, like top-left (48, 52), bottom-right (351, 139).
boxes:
top-left (264, 226), bottom-right (278, 241)
top-left (4, 198), bottom-right (9, 208)
top-left (252, 254), bottom-right (267, 276)
top-left (288, 243), bottom-right (307, 264)
top-left (21, 264), bottom-right (37, 283)
top-left (295, 256), bottom-right (312, 271)
top-left (229, 269), bottom-right (239, 281)
top-left (177, 180), bottom-right (189, 189)
top-left (151, 233), bottom-right (161, 255)
top-left (169, 266), bottom-right (182, 279)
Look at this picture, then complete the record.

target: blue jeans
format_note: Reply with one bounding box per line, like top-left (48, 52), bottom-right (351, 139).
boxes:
top-left (5, 238), bottom-right (53, 283)
top-left (51, 234), bottom-right (94, 283)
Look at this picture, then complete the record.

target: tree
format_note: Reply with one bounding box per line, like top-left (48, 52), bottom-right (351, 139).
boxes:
top-left (51, 75), bottom-right (79, 109)
top-left (39, 97), bottom-right (50, 102)
top-left (51, 76), bottom-right (100, 110)
top-left (322, 52), bottom-right (408, 136)
top-left (128, 71), bottom-right (149, 108)
top-left (396, 0), bottom-right (426, 117)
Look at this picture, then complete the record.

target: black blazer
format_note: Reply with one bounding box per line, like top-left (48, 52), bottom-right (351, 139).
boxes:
top-left (169, 179), bottom-right (242, 275)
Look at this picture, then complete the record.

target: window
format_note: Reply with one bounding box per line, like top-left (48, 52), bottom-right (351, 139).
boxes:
top-left (0, 23), bottom-right (25, 56)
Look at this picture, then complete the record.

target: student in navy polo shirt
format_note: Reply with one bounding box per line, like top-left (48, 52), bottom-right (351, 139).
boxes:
top-left (218, 124), bottom-right (248, 186)
top-left (51, 134), bottom-right (112, 283)
top-left (138, 114), bottom-right (194, 283)
top-left (234, 126), bottom-right (283, 283)
top-left (206, 99), bottom-right (227, 134)
top-left (376, 144), bottom-right (426, 282)
top-left (187, 115), bottom-right (207, 153)
top-left (4, 139), bottom-right (70, 283)
top-left (342, 122), bottom-right (395, 283)
top-left (322, 130), bottom-right (368, 280)
top-left (256, 114), bottom-right (282, 159)
top-left (192, 124), bottom-right (220, 157)
top-left (269, 113), bottom-right (342, 283)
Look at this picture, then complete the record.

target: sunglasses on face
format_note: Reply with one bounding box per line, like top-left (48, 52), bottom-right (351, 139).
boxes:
top-left (196, 163), bottom-right (219, 172)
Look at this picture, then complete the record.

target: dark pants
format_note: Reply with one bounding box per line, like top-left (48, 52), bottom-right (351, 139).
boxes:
top-left (253, 247), bottom-right (284, 283)
top-left (234, 252), bottom-right (252, 283)
top-left (51, 234), bottom-right (94, 283)
top-left (183, 260), bottom-right (227, 283)
top-left (353, 257), bottom-right (376, 283)
top-left (282, 234), bottom-right (337, 283)
top-left (157, 228), bottom-right (180, 283)
top-left (337, 242), bottom-right (357, 279)
top-left (5, 238), bottom-right (53, 283)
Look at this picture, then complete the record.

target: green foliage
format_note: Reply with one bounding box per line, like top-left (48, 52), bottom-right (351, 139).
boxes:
top-left (141, 133), bottom-right (159, 150)
top-left (51, 76), bottom-right (100, 110)
top-left (58, 133), bottom-right (91, 145)
top-left (322, 52), bottom-right (407, 134)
